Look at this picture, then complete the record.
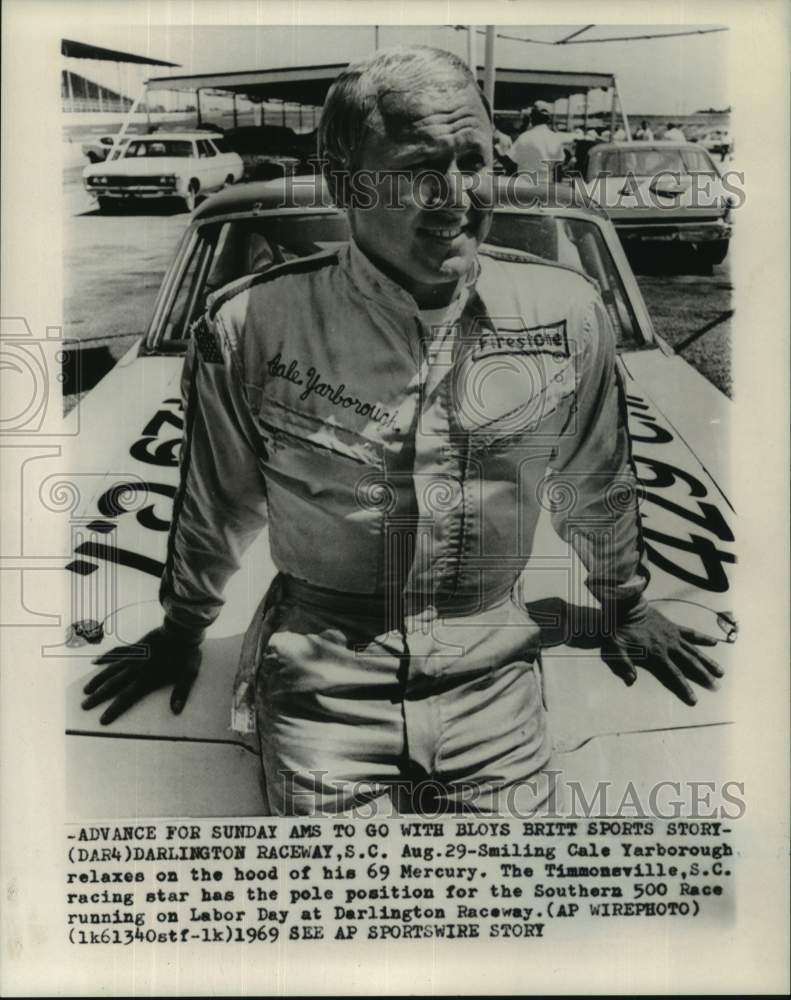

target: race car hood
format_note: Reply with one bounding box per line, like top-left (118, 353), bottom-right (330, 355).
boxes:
top-left (54, 342), bottom-right (736, 815)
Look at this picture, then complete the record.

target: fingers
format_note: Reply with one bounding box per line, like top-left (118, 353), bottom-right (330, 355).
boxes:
top-left (83, 659), bottom-right (129, 695)
top-left (100, 679), bottom-right (150, 725)
top-left (679, 626), bottom-right (719, 647)
top-left (681, 639), bottom-right (724, 678)
top-left (170, 661), bottom-right (200, 715)
top-left (651, 653), bottom-right (698, 706)
top-left (669, 645), bottom-right (719, 694)
top-left (82, 666), bottom-right (135, 709)
top-left (601, 643), bottom-right (638, 686)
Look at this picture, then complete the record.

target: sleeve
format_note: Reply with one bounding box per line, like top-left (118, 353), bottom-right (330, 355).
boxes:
top-left (159, 310), bottom-right (269, 644)
top-left (547, 290), bottom-right (650, 626)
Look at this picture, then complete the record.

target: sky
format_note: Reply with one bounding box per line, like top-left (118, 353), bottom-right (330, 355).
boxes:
top-left (66, 23), bottom-right (730, 116)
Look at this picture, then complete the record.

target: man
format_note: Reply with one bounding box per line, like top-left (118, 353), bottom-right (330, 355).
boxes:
top-left (634, 119), bottom-right (655, 141)
top-left (664, 122), bottom-right (686, 141)
top-left (82, 46), bottom-right (722, 815)
top-left (505, 103), bottom-right (570, 182)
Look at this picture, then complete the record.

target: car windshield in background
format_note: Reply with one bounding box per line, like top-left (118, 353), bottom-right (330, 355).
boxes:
top-left (589, 147), bottom-right (717, 177)
top-left (156, 212), bottom-right (643, 352)
top-left (487, 213), bottom-right (642, 350)
top-left (123, 140), bottom-right (195, 158)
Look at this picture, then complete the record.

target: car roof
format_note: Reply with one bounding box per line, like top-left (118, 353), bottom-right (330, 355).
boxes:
top-left (593, 140), bottom-right (701, 151)
top-left (126, 132), bottom-right (213, 141)
top-left (193, 174), bottom-right (608, 221)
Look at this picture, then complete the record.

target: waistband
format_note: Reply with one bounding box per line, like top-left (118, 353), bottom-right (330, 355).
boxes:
top-left (276, 573), bottom-right (516, 622)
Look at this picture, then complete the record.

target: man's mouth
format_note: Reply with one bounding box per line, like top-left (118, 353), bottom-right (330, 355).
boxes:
top-left (418, 222), bottom-right (469, 241)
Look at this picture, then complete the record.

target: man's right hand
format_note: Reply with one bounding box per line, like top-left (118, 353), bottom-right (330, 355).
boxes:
top-left (81, 626), bottom-right (202, 725)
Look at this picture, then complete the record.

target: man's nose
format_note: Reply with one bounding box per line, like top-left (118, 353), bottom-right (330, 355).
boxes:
top-left (425, 166), bottom-right (477, 211)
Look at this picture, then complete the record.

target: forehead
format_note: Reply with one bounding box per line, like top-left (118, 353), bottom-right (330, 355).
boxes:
top-left (367, 82), bottom-right (491, 151)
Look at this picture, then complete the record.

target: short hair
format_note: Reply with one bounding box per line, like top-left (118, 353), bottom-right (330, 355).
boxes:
top-left (530, 105), bottom-right (552, 127)
top-left (318, 45), bottom-right (492, 201)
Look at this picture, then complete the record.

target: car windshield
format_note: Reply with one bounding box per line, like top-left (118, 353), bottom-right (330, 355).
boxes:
top-left (123, 140), bottom-right (194, 158)
top-left (589, 147), bottom-right (717, 177)
top-left (152, 212), bottom-right (644, 352)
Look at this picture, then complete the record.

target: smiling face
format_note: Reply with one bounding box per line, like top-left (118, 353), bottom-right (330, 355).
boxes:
top-left (347, 81), bottom-right (494, 308)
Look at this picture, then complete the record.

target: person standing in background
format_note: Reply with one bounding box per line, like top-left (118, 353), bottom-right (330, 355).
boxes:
top-left (505, 103), bottom-right (571, 183)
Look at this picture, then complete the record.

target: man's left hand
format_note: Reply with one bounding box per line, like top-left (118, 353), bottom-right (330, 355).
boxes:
top-left (602, 605), bottom-right (723, 705)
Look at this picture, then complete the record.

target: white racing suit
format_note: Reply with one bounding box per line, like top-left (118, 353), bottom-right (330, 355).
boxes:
top-left (160, 240), bottom-right (650, 815)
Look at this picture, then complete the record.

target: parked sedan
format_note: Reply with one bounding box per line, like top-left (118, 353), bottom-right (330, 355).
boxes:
top-left (58, 176), bottom-right (735, 817)
top-left (82, 131), bottom-right (244, 212)
top-left (80, 133), bottom-right (125, 163)
top-left (579, 141), bottom-right (734, 266)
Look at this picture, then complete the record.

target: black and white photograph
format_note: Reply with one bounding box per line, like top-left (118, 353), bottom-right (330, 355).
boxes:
top-left (1, 0), bottom-right (788, 994)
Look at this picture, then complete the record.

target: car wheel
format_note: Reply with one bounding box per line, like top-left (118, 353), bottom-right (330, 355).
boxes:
top-left (696, 239), bottom-right (729, 267)
top-left (224, 173), bottom-right (236, 187)
top-left (184, 179), bottom-right (200, 212)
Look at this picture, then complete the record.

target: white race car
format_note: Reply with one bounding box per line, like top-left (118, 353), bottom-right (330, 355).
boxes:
top-left (82, 131), bottom-right (244, 212)
top-left (54, 176), bottom-right (736, 817)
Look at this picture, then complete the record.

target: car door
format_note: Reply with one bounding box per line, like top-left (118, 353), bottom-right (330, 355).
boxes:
top-left (196, 138), bottom-right (221, 190)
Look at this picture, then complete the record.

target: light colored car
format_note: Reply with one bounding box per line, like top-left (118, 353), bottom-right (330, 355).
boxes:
top-left (698, 128), bottom-right (733, 159)
top-left (579, 140), bottom-right (734, 266)
top-left (80, 133), bottom-right (128, 163)
top-left (82, 131), bottom-right (244, 212)
top-left (59, 176), bottom-right (736, 817)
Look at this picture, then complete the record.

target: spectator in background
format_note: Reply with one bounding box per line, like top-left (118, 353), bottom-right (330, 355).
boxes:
top-left (508, 104), bottom-right (572, 184)
top-left (634, 120), bottom-right (654, 141)
top-left (506, 103), bottom-right (571, 183)
top-left (664, 122), bottom-right (686, 141)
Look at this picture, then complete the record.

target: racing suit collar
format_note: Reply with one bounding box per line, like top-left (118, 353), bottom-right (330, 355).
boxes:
top-left (343, 237), bottom-right (479, 314)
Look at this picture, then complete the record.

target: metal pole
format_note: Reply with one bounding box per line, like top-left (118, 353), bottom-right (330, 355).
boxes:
top-left (483, 26), bottom-right (495, 109)
top-left (609, 83), bottom-right (616, 136)
top-left (466, 25), bottom-right (475, 71)
top-left (233, 93), bottom-right (238, 128)
top-left (196, 88), bottom-right (203, 127)
top-left (613, 77), bottom-right (631, 139)
top-left (374, 25), bottom-right (379, 50)
top-left (65, 68), bottom-right (74, 112)
top-left (583, 90), bottom-right (589, 129)
top-left (110, 87), bottom-right (143, 157)
top-left (566, 96), bottom-right (573, 131)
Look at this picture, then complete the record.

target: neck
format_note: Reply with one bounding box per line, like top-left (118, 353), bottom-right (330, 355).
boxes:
top-left (352, 241), bottom-right (463, 310)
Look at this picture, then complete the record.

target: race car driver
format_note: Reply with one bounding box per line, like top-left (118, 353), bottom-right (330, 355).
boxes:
top-left (82, 45), bottom-right (723, 815)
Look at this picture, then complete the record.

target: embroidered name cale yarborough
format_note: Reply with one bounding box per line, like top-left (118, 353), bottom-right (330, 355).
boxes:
top-left (473, 320), bottom-right (570, 360)
top-left (266, 351), bottom-right (398, 429)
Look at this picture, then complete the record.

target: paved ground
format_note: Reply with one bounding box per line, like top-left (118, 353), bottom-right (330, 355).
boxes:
top-left (63, 163), bottom-right (733, 409)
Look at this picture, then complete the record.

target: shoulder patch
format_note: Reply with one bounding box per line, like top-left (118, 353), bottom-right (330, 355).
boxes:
top-left (191, 315), bottom-right (224, 364)
top-left (473, 320), bottom-right (570, 361)
top-left (207, 249), bottom-right (340, 320)
top-left (479, 244), bottom-right (597, 289)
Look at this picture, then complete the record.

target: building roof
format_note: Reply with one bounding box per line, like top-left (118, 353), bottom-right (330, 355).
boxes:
top-left (62, 38), bottom-right (179, 67)
top-left (146, 64), bottom-right (614, 107)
